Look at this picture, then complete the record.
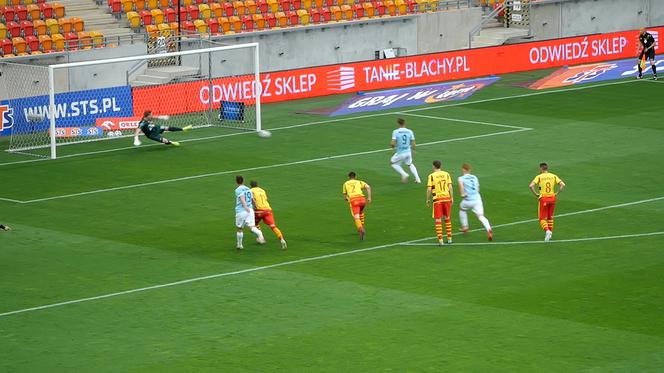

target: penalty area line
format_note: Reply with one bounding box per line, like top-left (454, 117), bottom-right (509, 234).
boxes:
top-left (0, 194), bottom-right (662, 318)
top-left (401, 231), bottom-right (664, 246)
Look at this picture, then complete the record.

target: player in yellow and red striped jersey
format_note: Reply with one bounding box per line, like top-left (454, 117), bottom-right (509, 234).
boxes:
top-left (426, 160), bottom-right (454, 246)
top-left (342, 171), bottom-right (372, 240)
top-left (529, 162), bottom-right (566, 242)
top-left (250, 181), bottom-right (287, 250)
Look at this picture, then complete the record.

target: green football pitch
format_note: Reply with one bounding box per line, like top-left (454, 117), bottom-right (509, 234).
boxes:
top-left (1, 70), bottom-right (663, 372)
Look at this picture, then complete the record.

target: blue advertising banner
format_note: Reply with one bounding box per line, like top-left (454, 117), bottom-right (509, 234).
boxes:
top-left (0, 85), bottom-right (133, 137)
top-left (328, 76), bottom-right (500, 116)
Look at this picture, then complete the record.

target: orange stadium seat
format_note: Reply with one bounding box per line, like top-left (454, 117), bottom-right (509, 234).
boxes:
top-left (134, 0), bottom-right (146, 11)
top-left (0, 23), bottom-right (6, 39)
top-left (157, 22), bottom-right (170, 36)
top-left (296, 8), bottom-right (307, 24)
top-left (10, 0), bottom-right (19, 4)
top-left (11, 36), bottom-right (26, 53)
top-left (19, 20), bottom-right (33, 36)
top-left (193, 18), bottom-right (207, 33)
top-left (301, 0), bottom-right (311, 8)
top-left (39, 2), bottom-right (51, 18)
top-left (256, 0), bottom-right (267, 13)
top-left (186, 4), bottom-right (198, 20)
top-left (233, 1), bottom-right (245, 16)
top-left (51, 2), bottom-right (64, 18)
top-left (245, 0), bottom-right (256, 14)
top-left (51, 32), bottom-right (64, 50)
top-left (32, 18), bottom-right (46, 34)
top-left (27, 4), bottom-right (39, 20)
top-left (145, 24), bottom-right (158, 36)
top-left (229, 15), bottom-right (241, 31)
top-left (198, 4), bottom-right (210, 19)
top-left (206, 17), bottom-right (219, 33)
top-left (241, 14), bottom-right (252, 31)
top-left (64, 31), bottom-right (77, 49)
top-left (15, 4), bottom-right (26, 20)
top-left (218, 16), bottom-right (229, 32)
top-left (71, 17), bottom-right (84, 32)
top-left (209, 3), bottom-right (221, 18)
top-left (45, 18), bottom-right (58, 34)
top-left (385, 0), bottom-right (395, 15)
top-left (121, 0), bottom-right (133, 13)
top-left (266, 0), bottom-right (277, 13)
top-left (77, 31), bottom-right (91, 49)
top-left (263, 12), bottom-right (275, 27)
top-left (340, 4), bottom-right (351, 20)
top-left (150, 9), bottom-right (163, 24)
top-left (362, 2), bottom-right (374, 17)
top-left (158, 0), bottom-right (169, 9)
top-left (90, 30), bottom-right (103, 47)
top-left (252, 13), bottom-right (264, 29)
top-left (127, 11), bottom-right (140, 29)
top-left (139, 9), bottom-right (151, 24)
top-left (274, 11), bottom-right (286, 26)
top-left (146, 0), bottom-right (157, 10)
top-left (164, 7), bottom-right (175, 22)
top-left (58, 17), bottom-right (72, 33)
top-left (180, 0), bottom-right (192, 6)
top-left (329, 5), bottom-right (340, 20)
top-left (6, 21), bottom-right (20, 37)
top-left (312, 0), bottom-right (322, 7)
top-left (307, 7), bottom-right (318, 23)
top-left (168, 21), bottom-right (178, 35)
top-left (38, 34), bottom-right (51, 51)
top-left (25, 34), bottom-right (38, 51)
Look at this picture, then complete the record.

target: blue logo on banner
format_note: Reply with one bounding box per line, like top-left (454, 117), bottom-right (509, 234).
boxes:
top-left (0, 86), bottom-right (133, 137)
top-left (219, 101), bottom-right (246, 122)
top-left (328, 77), bottom-right (500, 116)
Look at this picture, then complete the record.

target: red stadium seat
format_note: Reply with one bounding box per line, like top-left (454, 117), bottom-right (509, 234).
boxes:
top-left (319, 7), bottom-right (330, 22)
top-left (110, 0), bottom-right (121, 17)
top-left (406, 0), bottom-right (415, 13)
top-left (353, 3), bottom-right (363, 18)
top-left (279, 0), bottom-right (291, 11)
top-left (25, 34), bottom-right (38, 51)
top-left (241, 14), bottom-right (253, 31)
top-left (15, 4), bottom-right (27, 21)
top-left (164, 7), bottom-right (175, 22)
top-left (263, 12), bottom-right (275, 27)
top-left (206, 17), bottom-right (219, 33)
top-left (186, 4), bottom-right (198, 20)
top-left (178, 7), bottom-right (187, 22)
top-left (19, 20), bottom-right (33, 37)
top-left (308, 7), bottom-right (319, 23)
top-left (374, 1), bottom-right (385, 15)
top-left (257, 0), bottom-right (267, 13)
top-left (292, 0), bottom-right (301, 10)
top-left (286, 10), bottom-right (297, 24)
top-left (139, 9), bottom-right (151, 25)
top-left (222, 2), bottom-right (233, 17)
top-left (181, 19), bottom-right (195, 34)
top-left (65, 31), bottom-right (77, 49)
top-left (39, 3), bottom-right (52, 18)
top-left (6, 21), bottom-right (20, 37)
top-left (1, 38), bottom-right (13, 55)
top-left (2, 6), bottom-right (16, 22)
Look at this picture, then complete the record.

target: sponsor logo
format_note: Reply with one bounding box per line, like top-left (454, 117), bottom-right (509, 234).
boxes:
top-left (327, 66), bottom-right (355, 91)
top-left (562, 63), bottom-right (617, 84)
top-left (50, 126), bottom-right (104, 138)
top-left (652, 31), bottom-right (659, 49)
top-left (0, 104), bottom-right (14, 131)
top-left (95, 117), bottom-right (141, 131)
top-left (423, 83), bottom-right (485, 103)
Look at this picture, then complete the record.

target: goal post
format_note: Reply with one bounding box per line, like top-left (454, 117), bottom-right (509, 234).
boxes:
top-left (4, 42), bottom-right (261, 160)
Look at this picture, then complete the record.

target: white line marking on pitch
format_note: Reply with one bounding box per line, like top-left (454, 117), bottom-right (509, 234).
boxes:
top-left (0, 194), bottom-right (662, 319)
top-left (0, 78), bottom-right (637, 167)
top-left (401, 231), bottom-right (664, 246)
top-left (10, 128), bottom-right (530, 204)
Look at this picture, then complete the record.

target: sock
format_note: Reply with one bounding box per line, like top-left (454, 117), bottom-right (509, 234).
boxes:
top-left (169, 127), bottom-right (183, 132)
top-left (435, 221), bottom-right (443, 240)
top-left (478, 215), bottom-right (492, 232)
top-left (653, 64), bottom-right (657, 76)
top-left (408, 163), bottom-right (421, 182)
top-left (236, 231), bottom-right (243, 246)
top-left (250, 226), bottom-right (264, 239)
top-left (391, 163), bottom-right (408, 178)
top-left (445, 218), bottom-right (452, 240)
top-left (354, 218), bottom-right (363, 230)
top-left (638, 64), bottom-right (643, 76)
top-left (547, 219), bottom-right (554, 232)
top-left (459, 210), bottom-right (469, 229)
top-left (271, 226), bottom-right (283, 240)
top-left (539, 219), bottom-right (549, 231)
top-left (360, 213), bottom-right (365, 226)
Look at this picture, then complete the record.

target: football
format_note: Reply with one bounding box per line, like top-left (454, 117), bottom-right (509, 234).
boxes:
top-left (257, 130), bottom-right (272, 138)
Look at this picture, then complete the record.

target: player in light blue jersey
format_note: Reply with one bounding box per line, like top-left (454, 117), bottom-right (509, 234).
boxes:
top-left (390, 118), bottom-right (421, 183)
top-left (458, 164), bottom-right (493, 241)
top-left (234, 175), bottom-right (265, 249)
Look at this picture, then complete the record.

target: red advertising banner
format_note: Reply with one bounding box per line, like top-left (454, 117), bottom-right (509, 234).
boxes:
top-left (133, 27), bottom-right (663, 115)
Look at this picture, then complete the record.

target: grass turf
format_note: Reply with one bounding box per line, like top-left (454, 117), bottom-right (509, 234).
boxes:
top-left (1, 71), bottom-right (663, 372)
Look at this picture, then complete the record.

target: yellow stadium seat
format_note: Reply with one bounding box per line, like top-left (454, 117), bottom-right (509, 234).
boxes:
top-left (296, 8), bottom-right (308, 25)
top-left (90, 31), bottom-right (104, 47)
top-left (193, 19), bottom-right (207, 34)
top-left (395, 0), bottom-right (406, 15)
top-left (198, 4), bottom-right (211, 19)
top-left (415, 0), bottom-right (427, 12)
top-left (157, 22), bottom-right (171, 36)
top-left (267, 0), bottom-right (278, 13)
top-left (127, 11), bottom-right (141, 29)
top-left (78, 31), bottom-right (92, 49)
top-left (150, 9), bottom-right (164, 24)
top-left (51, 33), bottom-right (64, 50)
top-left (45, 19), bottom-right (59, 35)
top-left (121, 0), bottom-right (133, 13)
top-left (0, 24), bottom-right (6, 40)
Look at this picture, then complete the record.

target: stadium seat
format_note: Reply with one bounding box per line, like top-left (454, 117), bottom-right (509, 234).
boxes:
top-left (110, 0), bottom-right (121, 17)
top-left (51, 32), bottom-right (63, 50)
top-left (292, 0), bottom-right (301, 10)
top-left (90, 30), bottom-right (103, 47)
top-left (266, 0), bottom-right (277, 13)
top-left (71, 17), bottom-right (83, 32)
top-left (205, 17), bottom-right (219, 33)
top-left (181, 19), bottom-right (194, 34)
top-left (252, 13), bottom-right (264, 29)
top-left (233, 1), bottom-right (245, 16)
top-left (340, 4), bottom-right (351, 20)
top-left (138, 9), bottom-right (151, 24)
top-left (121, 0), bottom-right (133, 13)
top-left (150, 9), bottom-right (163, 24)
top-left (167, 21), bottom-right (178, 35)
top-left (10, 0), bottom-right (19, 4)
top-left (395, 0), bottom-right (406, 14)
top-left (296, 8), bottom-right (307, 24)
top-left (329, 5), bottom-right (340, 21)
top-left (209, 3), bottom-right (221, 18)
top-left (429, 0), bottom-right (438, 11)
top-left (346, 0), bottom-right (355, 5)
top-left (6, 21), bottom-right (19, 37)
top-left (11, 36), bottom-right (25, 53)
top-left (186, 4), bottom-right (198, 20)
top-left (77, 31), bottom-right (91, 49)
top-left (198, 4), bottom-right (210, 19)
top-left (158, 0), bottom-right (169, 9)
top-left (312, 0), bottom-right (322, 7)
top-left (218, 16), bottom-right (229, 32)
top-left (240, 14), bottom-right (252, 31)
top-left (39, 2), bottom-right (51, 18)
top-left (228, 15), bottom-right (240, 32)
top-left (384, 0), bottom-right (395, 15)
top-left (127, 11), bottom-right (140, 29)
top-left (263, 12), bottom-right (275, 27)
top-left (180, 0), bottom-right (192, 6)
top-left (19, 19), bottom-right (32, 36)
top-left (0, 23), bottom-right (6, 39)
top-left (14, 4), bottom-right (26, 20)
top-left (157, 22), bottom-right (170, 36)
top-left (145, 0), bottom-right (156, 10)
top-left (222, 2), bottom-right (233, 17)
top-left (415, 0), bottom-right (427, 12)
top-left (193, 18), bottom-right (206, 33)
top-left (374, 1), bottom-right (385, 16)
top-left (279, 0), bottom-right (290, 11)
top-left (38, 34), bottom-right (51, 51)
top-left (323, 0), bottom-right (332, 7)
top-left (285, 10), bottom-right (297, 24)
top-left (164, 7), bottom-right (175, 22)
top-left (45, 18), bottom-right (57, 34)
top-left (178, 6), bottom-right (186, 22)
top-left (405, 0), bottom-right (416, 12)
top-left (245, 0), bottom-right (256, 14)
top-left (362, 2), bottom-right (374, 17)
top-left (352, 3), bottom-right (362, 18)
top-left (32, 18), bottom-right (45, 35)
top-left (145, 23), bottom-right (158, 36)
top-left (64, 31), bottom-right (77, 49)
top-left (301, 0), bottom-right (311, 9)
top-left (1, 38), bottom-right (13, 55)
top-left (319, 7), bottom-right (330, 22)
top-left (58, 17), bottom-right (72, 33)
top-left (27, 4), bottom-right (39, 20)
top-left (256, 0), bottom-right (267, 13)
top-left (134, 0), bottom-right (146, 11)
top-left (274, 11), bottom-right (286, 27)
top-left (25, 33), bottom-right (38, 51)
top-left (2, 5), bottom-right (16, 22)
top-left (307, 7), bottom-right (318, 23)
top-left (51, 2), bottom-right (64, 18)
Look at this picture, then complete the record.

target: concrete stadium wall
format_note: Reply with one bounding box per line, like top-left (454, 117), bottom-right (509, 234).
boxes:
top-left (530, 0), bottom-right (664, 41)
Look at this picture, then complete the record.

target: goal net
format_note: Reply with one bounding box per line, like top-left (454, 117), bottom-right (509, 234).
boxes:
top-left (3, 43), bottom-right (261, 159)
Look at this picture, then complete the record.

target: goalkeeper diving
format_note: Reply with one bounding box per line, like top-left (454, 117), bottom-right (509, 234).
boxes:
top-left (133, 110), bottom-right (191, 146)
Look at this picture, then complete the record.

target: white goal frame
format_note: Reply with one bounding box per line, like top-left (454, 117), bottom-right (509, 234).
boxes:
top-left (32, 43), bottom-right (261, 159)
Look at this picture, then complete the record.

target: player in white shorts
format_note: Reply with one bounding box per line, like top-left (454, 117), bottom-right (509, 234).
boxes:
top-left (234, 175), bottom-right (265, 250)
top-left (390, 118), bottom-right (421, 183)
top-left (458, 164), bottom-right (493, 241)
